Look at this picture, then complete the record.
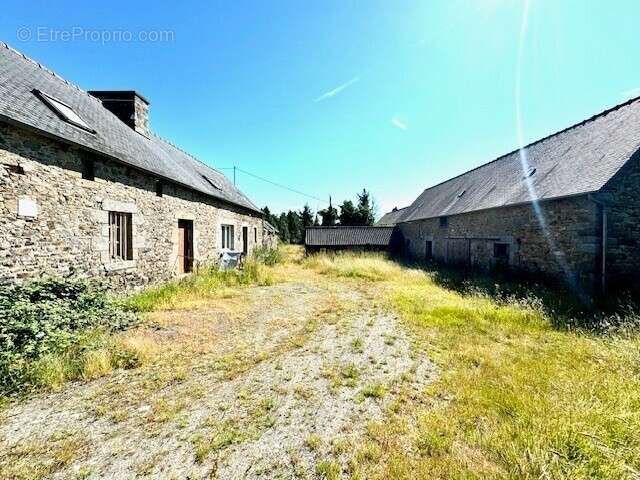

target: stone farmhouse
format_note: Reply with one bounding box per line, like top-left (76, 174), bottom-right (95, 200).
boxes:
top-left (378, 97), bottom-right (640, 293)
top-left (0, 43), bottom-right (267, 288)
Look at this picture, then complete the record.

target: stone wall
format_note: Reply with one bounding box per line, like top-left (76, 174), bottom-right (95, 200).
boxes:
top-left (599, 151), bottom-right (640, 284)
top-left (0, 122), bottom-right (263, 289)
top-left (262, 228), bottom-right (279, 250)
top-left (397, 195), bottom-right (601, 289)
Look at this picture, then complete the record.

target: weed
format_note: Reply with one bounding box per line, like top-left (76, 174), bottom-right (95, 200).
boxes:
top-left (360, 383), bottom-right (386, 399)
top-left (315, 459), bottom-right (342, 480)
top-left (350, 337), bottom-right (364, 353)
top-left (305, 433), bottom-right (322, 451)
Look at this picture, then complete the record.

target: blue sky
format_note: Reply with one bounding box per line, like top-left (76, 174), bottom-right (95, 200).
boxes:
top-left (2, 1), bottom-right (640, 216)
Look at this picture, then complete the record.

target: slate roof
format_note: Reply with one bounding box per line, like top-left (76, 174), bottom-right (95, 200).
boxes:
top-left (305, 226), bottom-right (393, 247)
top-left (0, 43), bottom-right (260, 213)
top-left (376, 206), bottom-right (409, 226)
top-left (396, 96), bottom-right (640, 223)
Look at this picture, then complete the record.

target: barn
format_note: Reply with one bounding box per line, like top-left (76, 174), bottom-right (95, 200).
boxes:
top-left (381, 96), bottom-right (640, 292)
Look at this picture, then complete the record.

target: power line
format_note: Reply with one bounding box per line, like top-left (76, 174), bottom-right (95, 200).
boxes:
top-left (218, 165), bottom-right (328, 204)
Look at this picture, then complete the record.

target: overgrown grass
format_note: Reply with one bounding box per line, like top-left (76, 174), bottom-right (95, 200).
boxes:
top-left (304, 251), bottom-right (640, 479)
top-left (302, 251), bottom-right (409, 281)
top-left (1, 248), bottom-right (282, 398)
top-left (126, 258), bottom-right (274, 312)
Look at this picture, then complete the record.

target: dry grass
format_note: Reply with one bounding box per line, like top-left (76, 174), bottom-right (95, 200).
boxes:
top-left (5, 247), bottom-right (639, 479)
top-left (0, 430), bottom-right (88, 480)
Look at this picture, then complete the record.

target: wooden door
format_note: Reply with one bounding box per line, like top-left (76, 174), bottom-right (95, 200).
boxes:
top-left (178, 220), bottom-right (194, 273)
top-left (242, 226), bottom-right (248, 255)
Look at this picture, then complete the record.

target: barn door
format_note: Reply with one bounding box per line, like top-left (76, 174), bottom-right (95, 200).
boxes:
top-left (446, 238), bottom-right (470, 266)
top-left (178, 220), bottom-right (194, 273)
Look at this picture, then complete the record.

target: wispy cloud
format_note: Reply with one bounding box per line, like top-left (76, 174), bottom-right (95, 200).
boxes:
top-left (314, 76), bottom-right (360, 102)
top-left (391, 116), bottom-right (408, 130)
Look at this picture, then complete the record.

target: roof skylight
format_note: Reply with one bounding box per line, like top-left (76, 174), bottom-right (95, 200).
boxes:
top-left (525, 167), bottom-right (537, 177)
top-left (33, 89), bottom-right (95, 133)
top-left (202, 174), bottom-right (223, 191)
top-left (457, 189), bottom-right (466, 198)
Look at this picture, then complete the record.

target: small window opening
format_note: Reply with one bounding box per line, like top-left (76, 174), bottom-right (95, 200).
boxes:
top-left (425, 240), bottom-right (433, 260)
top-left (493, 242), bottom-right (510, 260)
top-left (202, 175), bottom-right (223, 191)
top-left (439, 216), bottom-right (448, 228)
top-left (254, 227), bottom-right (257, 243)
top-left (109, 211), bottom-right (133, 261)
top-left (33, 89), bottom-right (95, 133)
top-left (221, 224), bottom-right (235, 249)
top-left (156, 180), bottom-right (163, 197)
top-left (81, 157), bottom-right (94, 180)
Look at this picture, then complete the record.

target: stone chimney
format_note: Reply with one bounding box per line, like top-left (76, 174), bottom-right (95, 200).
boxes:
top-left (88, 90), bottom-right (150, 137)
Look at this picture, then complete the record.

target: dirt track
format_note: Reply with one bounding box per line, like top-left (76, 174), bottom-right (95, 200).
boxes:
top-left (0, 279), bottom-right (435, 479)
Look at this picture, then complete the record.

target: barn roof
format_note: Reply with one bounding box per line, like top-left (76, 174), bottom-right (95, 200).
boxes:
top-left (0, 43), bottom-right (260, 214)
top-left (397, 96), bottom-right (640, 223)
top-left (376, 206), bottom-right (409, 226)
top-left (305, 226), bottom-right (394, 247)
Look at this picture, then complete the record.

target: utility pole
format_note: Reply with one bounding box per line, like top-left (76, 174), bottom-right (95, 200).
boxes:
top-left (233, 166), bottom-right (236, 185)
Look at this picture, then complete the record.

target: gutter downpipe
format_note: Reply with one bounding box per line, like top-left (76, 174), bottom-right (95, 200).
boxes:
top-left (589, 195), bottom-right (607, 294)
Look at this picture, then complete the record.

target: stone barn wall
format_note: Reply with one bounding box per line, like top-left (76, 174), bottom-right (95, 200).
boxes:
top-left (598, 151), bottom-right (640, 285)
top-left (397, 195), bottom-right (602, 289)
top-left (0, 122), bottom-right (263, 289)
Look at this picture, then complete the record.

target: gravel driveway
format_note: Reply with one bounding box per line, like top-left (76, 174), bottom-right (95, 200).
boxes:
top-left (0, 278), bottom-right (435, 479)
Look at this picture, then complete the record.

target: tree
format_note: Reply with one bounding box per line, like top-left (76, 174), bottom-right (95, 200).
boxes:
top-left (338, 200), bottom-right (358, 226)
top-left (355, 189), bottom-right (375, 226)
top-left (319, 197), bottom-right (338, 226)
top-left (287, 210), bottom-right (303, 244)
top-left (300, 204), bottom-right (314, 229)
top-left (278, 212), bottom-right (290, 243)
top-left (313, 214), bottom-right (320, 226)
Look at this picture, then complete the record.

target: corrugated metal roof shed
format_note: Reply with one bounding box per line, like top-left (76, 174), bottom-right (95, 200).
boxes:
top-left (305, 226), bottom-right (393, 247)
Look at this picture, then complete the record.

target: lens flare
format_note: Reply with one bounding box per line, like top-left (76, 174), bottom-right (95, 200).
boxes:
top-left (515, 0), bottom-right (584, 298)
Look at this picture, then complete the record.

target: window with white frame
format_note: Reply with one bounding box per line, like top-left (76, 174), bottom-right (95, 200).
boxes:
top-left (221, 224), bottom-right (234, 249)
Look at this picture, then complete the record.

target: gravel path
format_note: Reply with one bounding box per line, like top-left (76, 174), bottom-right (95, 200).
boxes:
top-left (0, 280), bottom-right (436, 479)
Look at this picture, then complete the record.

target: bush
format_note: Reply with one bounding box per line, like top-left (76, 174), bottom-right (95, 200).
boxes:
top-left (0, 277), bottom-right (138, 394)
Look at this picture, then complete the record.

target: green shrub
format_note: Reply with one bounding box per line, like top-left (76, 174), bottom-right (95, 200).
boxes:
top-left (0, 277), bottom-right (138, 394)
